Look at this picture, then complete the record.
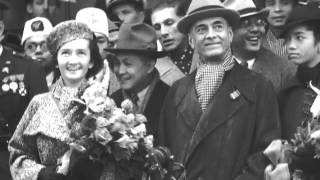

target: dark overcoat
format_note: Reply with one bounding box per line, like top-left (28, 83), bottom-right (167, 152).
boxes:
top-left (159, 63), bottom-right (281, 180)
top-left (252, 48), bottom-right (296, 93)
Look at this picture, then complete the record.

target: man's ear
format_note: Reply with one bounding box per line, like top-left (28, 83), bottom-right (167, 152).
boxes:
top-left (189, 35), bottom-right (194, 49)
top-left (26, 4), bottom-right (33, 14)
top-left (228, 26), bottom-right (234, 44)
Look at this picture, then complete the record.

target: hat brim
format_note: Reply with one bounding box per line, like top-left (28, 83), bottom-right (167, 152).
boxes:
top-left (177, 8), bottom-right (240, 34)
top-left (279, 18), bottom-right (320, 38)
top-left (240, 8), bottom-right (269, 19)
top-left (104, 48), bottom-right (167, 58)
top-left (106, 0), bottom-right (143, 21)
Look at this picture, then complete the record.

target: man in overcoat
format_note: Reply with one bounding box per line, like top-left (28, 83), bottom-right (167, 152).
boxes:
top-left (106, 23), bottom-right (170, 143)
top-left (228, 0), bottom-right (295, 93)
top-left (158, 0), bottom-right (281, 179)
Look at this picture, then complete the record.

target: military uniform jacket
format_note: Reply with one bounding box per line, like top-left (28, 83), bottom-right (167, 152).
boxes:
top-left (0, 46), bottom-right (48, 149)
top-left (158, 63), bottom-right (281, 180)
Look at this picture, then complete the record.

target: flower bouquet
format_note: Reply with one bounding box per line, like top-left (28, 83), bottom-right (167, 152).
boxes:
top-left (56, 82), bottom-right (185, 180)
top-left (264, 81), bottom-right (320, 179)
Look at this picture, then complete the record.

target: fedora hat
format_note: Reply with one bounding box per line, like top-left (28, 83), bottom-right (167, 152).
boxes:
top-left (254, 0), bottom-right (298, 9)
top-left (106, 0), bottom-right (144, 21)
top-left (177, 0), bottom-right (240, 34)
top-left (279, 3), bottom-right (320, 38)
top-left (104, 23), bottom-right (166, 58)
top-left (224, 0), bottom-right (269, 19)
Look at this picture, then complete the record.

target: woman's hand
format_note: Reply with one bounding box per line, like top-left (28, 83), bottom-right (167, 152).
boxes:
top-left (264, 163), bottom-right (290, 180)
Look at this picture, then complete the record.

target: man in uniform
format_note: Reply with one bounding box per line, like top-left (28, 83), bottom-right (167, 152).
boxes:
top-left (0, 1), bottom-right (48, 179)
top-left (158, 0), bottom-right (281, 179)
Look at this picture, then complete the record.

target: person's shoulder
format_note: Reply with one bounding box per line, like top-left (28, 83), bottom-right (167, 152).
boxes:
top-left (3, 46), bottom-right (39, 66)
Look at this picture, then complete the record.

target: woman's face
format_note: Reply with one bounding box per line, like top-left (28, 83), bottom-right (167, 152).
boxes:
top-left (57, 38), bottom-right (92, 87)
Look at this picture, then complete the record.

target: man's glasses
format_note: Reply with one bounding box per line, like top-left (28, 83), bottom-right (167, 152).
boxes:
top-left (24, 41), bottom-right (48, 52)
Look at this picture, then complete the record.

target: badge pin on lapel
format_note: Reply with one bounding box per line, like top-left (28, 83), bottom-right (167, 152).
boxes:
top-left (230, 89), bottom-right (240, 100)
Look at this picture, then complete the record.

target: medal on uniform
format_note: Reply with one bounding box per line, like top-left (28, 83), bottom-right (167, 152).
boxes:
top-left (9, 81), bottom-right (18, 93)
top-left (9, 75), bottom-right (17, 92)
top-left (1, 77), bottom-right (9, 92)
top-left (1, 83), bottom-right (9, 92)
top-left (1, 67), bottom-right (9, 74)
top-left (18, 81), bottom-right (27, 96)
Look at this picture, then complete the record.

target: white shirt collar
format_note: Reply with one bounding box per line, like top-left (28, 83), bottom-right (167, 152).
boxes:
top-left (235, 57), bottom-right (255, 70)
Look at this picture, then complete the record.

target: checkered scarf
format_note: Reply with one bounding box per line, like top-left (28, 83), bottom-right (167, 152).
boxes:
top-left (195, 49), bottom-right (234, 111)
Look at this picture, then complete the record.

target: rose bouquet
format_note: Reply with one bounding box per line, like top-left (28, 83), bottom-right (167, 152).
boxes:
top-left (56, 82), bottom-right (185, 179)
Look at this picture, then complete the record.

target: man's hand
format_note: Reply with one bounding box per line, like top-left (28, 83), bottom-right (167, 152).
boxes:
top-left (264, 163), bottom-right (290, 180)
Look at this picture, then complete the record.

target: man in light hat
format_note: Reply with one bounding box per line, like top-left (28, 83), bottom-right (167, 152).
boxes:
top-left (76, 7), bottom-right (120, 95)
top-left (22, 17), bottom-right (54, 87)
top-left (0, 1), bottom-right (48, 180)
top-left (106, 0), bottom-right (146, 24)
top-left (158, 0), bottom-right (281, 179)
top-left (227, 0), bottom-right (295, 93)
top-left (105, 23), bottom-right (169, 147)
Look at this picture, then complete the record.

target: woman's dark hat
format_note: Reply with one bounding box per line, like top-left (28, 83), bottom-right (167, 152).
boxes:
top-left (104, 23), bottom-right (167, 58)
top-left (177, 0), bottom-right (240, 34)
top-left (279, 3), bottom-right (320, 38)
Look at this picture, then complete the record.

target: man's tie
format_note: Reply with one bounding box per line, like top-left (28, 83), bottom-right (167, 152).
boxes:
top-left (240, 61), bottom-right (249, 69)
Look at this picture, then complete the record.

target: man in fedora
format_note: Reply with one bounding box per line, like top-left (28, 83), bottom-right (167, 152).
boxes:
top-left (226, 0), bottom-right (295, 93)
top-left (105, 23), bottom-right (169, 143)
top-left (106, 0), bottom-right (146, 24)
top-left (158, 0), bottom-right (281, 179)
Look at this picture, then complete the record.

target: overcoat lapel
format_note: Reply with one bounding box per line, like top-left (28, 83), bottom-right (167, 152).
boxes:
top-left (176, 73), bottom-right (202, 131)
top-left (184, 64), bottom-right (253, 164)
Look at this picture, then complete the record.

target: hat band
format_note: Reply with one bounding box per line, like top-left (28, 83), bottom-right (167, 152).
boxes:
top-left (189, 5), bottom-right (224, 15)
top-left (239, 8), bottom-right (259, 17)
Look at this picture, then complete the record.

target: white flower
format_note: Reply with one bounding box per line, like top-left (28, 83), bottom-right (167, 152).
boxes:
top-left (131, 123), bottom-right (146, 138)
top-left (311, 95), bottom-right (320, 118)
top-left (88, 97), bottom-right (106, 113)
top-left (311, 130), bottom-right (320, 140)
top-left (143, 135), bottom-right (154, 149)
top-left (309, 81), bottom-right (320, 118)
top-left (121, 99), bottom-right (134, 114)
top-left (94, 128), bottom-right (113, 146)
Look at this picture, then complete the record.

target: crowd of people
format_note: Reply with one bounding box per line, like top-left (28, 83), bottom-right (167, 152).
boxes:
top-left (0, 0), bottom-right (320, 179)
